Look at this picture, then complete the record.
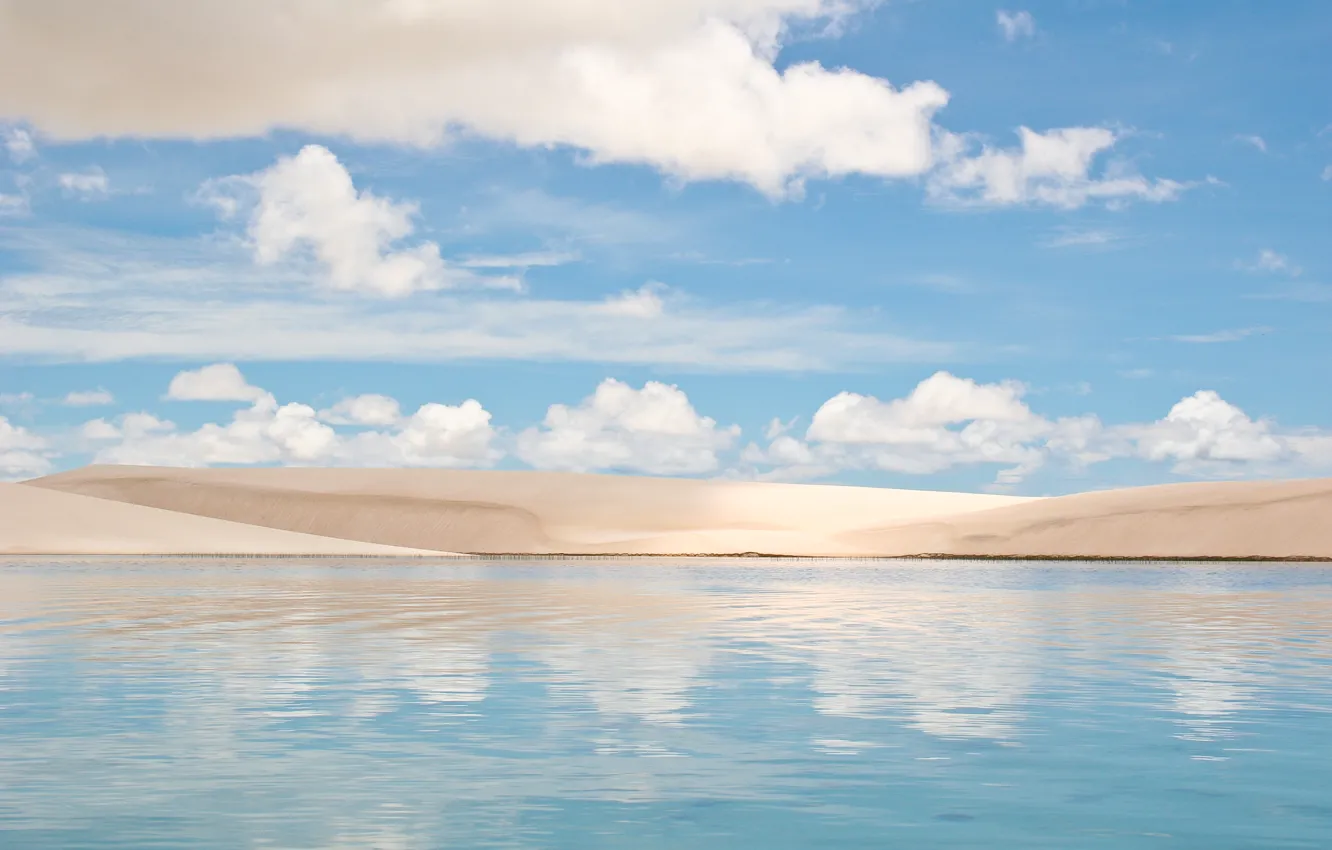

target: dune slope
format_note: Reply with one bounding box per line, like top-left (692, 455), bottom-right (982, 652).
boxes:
top-left (0, 482), bottom-right (446, 556)
top-left (24, 466), bottom-right (1029, 556)
top-left (843, 478), bottom-right (1332, 559)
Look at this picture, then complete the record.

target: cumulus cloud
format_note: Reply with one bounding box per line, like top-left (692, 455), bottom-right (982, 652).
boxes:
top-left (3, 126), bottom-right (34, 163)
top-left (996, 10), bottom-right (1035, 42)
top-left (101, 364), bottom-right (498, 468)
top-left (318, 394), bottom-right (403, 426)
top-left (0, 0), bottom-right (957, 197)
top-left (57, 167), bottom-right (110, 198)
top-left (62, 388), bottom-right (114, 406)
top-left (166, 363), bottom-right (268, 402)
top-left (596, 283), bottom-right (668, 318)
top-left (746, 374), bottom-right (1332, 484)
top-left (1127, 391), bottom-right (1288, 474)
top-left (929, 127), bottom-right (1191, 209)
top-left (517, 378), bottom-right (740, 474)
top-left (203, 145), bottom-right (515, 297)
top-left (0, 414), bottom-right (50, 478)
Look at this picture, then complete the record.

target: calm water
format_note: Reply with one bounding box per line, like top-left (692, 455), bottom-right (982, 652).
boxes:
top-left (1, 558), bottom-right (1331, 849)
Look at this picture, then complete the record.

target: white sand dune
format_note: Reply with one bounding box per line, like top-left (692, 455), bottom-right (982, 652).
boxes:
top-left (843, 478), bottom-right (1332, 560)
top-left (0, 482), bottom-right (445, 556)
top-left (23, 466), bottom-right (1027, 556)
top-left (13, 465), bottom-right (1332, 559)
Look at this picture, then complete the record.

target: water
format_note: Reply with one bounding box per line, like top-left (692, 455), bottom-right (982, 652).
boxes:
top-left (2, 558), bottom-right (1331, 849)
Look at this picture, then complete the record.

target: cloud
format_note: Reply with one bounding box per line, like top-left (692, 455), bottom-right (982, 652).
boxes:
top-left (100, 365), bottom-right (498, 468)
top-left (0, 0), bottom-right (957, 197)
top-left (62, 388), bottom-right (114, 406)
top-left (203, 145), bottom-right (515, 297)
top-left (1234, 134), bottom-right (1267, 153)
top-left (596, 283), bottom-right (667, 318)
top-left (166, 363), bottom-right (268, 402)
top-left (1167, 326), bottom-right (1271, 344)
top-left (57, 167), bottom-right (109, 197)
top-left (0, 414), bottom-right (50, 478)
top-left (0, 392), bottom-right (35, 406)
top-left (744, 375), bottom-right (1332, 484)
top-left (0, 192), bottom-right (28, 217)
top-left (1128, 391), bottom-right (1286, 474)
top-left (744, 371), bottom-right (1086, 484)
top-left (928, 127), bottom-right (1190, 209)
top-left (516, 378), bottom-right (740, 474)
top-left (1040, 227), bottom-right (1125, 249)
top-left (1322, 165), bottom-right (1332, 181)
top-left (1237, 249), bottom-right (1301, 277)
top-left (996, 10), bottom-right (1035, 42)
top-left (0, 226), bottom-right (950, 370)
top-left (318, 394), bottom-right (402, 426)
top-left (458, 251), bottom-right (580, 269)
top-left (3, 126), bottom-right (34, 163)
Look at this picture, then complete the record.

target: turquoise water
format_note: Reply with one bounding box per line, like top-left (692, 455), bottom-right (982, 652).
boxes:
top-left (1, 559), bottom-right (1331, 849)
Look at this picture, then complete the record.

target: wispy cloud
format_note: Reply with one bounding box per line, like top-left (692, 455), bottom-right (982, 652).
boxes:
top-left (458, 251), bottom-right (580, 269)
top-left (1236, 249), bottom-right (1301, 276)
top-left (1234, 134), bottom-right (1267, 153)
top-left (996, 10), bottom-right (1035, 42)
top-left (1041, 227), bottom-right (1126, 249)
top-left (0, 224), bottom-right (952, 371)
top-left (1167, 326), bottom-right (1271, 344)
top-left (57, 167), bottom-right (110, 198)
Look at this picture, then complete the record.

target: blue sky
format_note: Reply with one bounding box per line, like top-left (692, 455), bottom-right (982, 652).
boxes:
top-left (0, 0), bottom-right (1328, 493)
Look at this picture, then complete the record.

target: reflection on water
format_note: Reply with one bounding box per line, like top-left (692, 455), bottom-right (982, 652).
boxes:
top-left (2, 558), bottom-right (1332, 848)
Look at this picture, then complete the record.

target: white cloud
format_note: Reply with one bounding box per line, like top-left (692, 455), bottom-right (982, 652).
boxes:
top-left (1322, 165), bottom-right (1332, 181)
top-left (0, 392), bottom-right (34, 406)
top-left (204, 145), bottom-right (515, 297)
top-left (0, 192), bottom-right (28, 217)
top-left (996, 10), bottom-right (1035, 42)
top-left (101, 365), bottom-right (498, 469)
top-left (458, 251), bottom-right (580, 269)
top-left (318, 394), bottom-right (402, 426)
top-left (3, 126), bottom-right (34, 163)
top-left (57, 167), bottom-right (110, 197)
top-left (0, 0), bottom-right (956, 197)
top-left (166, 363), bottom-right (268, 402)
top-left (0, 227), bottom-right (949, 370)
top-left (1168, 326), bottom-right (1271, 344)
top-left (746, 376), bottom-right (1332, 484)
top-left (1238, 249), bottom-right (1301, 277)
top-left (62, 388), bottom-right (114, 406)
top-left (1128, 391), bottom-right (1286, 474)
top-left (596, 283), bottom-right (667, 318)
top-left (1234, 134), bottom-right (1267, 153)
top-left (1041, 227), bottom-right (1125, 249)
top-left (0, 414), bottom-right (50, 478)
top-left (517, 378), bottom-right (740, 475)
top-left (929, 127), bottom-right (1190, 209)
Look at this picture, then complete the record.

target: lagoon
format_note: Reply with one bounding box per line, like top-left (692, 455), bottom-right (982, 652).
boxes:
top-left (2, 558), bottom-right (1330, 848)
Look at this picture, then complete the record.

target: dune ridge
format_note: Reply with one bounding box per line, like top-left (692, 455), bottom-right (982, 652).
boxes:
top-left (12, 466), bottom-right (1332, 559)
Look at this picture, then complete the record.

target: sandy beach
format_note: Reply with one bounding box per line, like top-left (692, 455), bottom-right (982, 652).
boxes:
top-left (7, 465), bottom-right (1330, 559)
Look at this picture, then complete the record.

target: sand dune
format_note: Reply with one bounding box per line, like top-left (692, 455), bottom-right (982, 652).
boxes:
top-left (845, 478), bottom-right (1332, 560)
top-left (0, 482), bottom-right (445, 556)
top-left (25, 466), bottom-right (1027, 556)
top-left (14, 466), bottom-right (1332, 559)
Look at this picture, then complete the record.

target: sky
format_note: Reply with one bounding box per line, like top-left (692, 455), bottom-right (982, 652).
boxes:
top-left (0, 0), bottom-right (1329, 494)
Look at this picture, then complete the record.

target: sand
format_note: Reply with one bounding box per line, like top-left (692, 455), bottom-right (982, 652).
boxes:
top-left (11, 465), bottom-right (1332, 559)
top-left (0, 481), bottom-right (446, 556)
